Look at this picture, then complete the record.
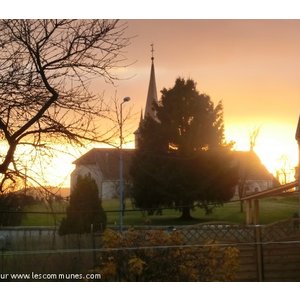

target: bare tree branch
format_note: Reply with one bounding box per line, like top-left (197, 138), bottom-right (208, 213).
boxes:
top-left (0, 19), bottom-right (131, 191)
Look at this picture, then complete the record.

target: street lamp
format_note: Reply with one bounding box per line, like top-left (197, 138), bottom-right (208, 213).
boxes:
top-left (119, 96), bottom-right (131, 232)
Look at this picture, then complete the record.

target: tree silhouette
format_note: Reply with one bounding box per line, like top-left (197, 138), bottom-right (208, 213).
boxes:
top-left (59, 174), bottom-right (106, 235)
top-left (131, 78), bottom-right (237, 220)
top-left (0, 20), bottom-right (130, 191)
top-left (249, 126), bottom-right (261, 152)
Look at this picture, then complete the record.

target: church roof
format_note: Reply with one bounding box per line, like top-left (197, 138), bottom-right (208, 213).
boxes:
top-left (73, 148), bottom-right (274, 183)
top-left (73, 148), bottom-right (134, 180)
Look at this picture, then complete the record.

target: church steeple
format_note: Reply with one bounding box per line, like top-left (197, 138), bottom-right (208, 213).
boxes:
top-left (144, 43), bottom-right (158, 120)
top-left (134, 44), bottom-right (159, 149)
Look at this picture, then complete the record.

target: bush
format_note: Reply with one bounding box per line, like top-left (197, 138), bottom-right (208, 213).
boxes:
top-left (59, 174), bottom-right (106, 235)
top-left (92, 229), bottom-right (239, 281)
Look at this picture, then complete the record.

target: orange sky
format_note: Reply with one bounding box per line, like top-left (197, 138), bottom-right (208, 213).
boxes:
top-left (5, 19), bottom-right (300, 188)
top-left (106, 20), bottom-right (299, 181)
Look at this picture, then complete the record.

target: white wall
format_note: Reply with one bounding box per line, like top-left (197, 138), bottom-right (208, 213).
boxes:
top-left (233, 179), bottom-right (274, 199)
top-left (71, 165), bottom-right (120, 200)
top-left (70, 165), bottom-right (103, 198)
top-left (102, 181), bottom-right (119, 200)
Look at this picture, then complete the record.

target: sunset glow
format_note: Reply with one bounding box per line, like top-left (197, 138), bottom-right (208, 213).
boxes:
top-left (225, 123), bottom-right (298, 181)
top-left (117, 19), bottom-right (300, 183)
top-left (2, 19), bottom-right (300, 189)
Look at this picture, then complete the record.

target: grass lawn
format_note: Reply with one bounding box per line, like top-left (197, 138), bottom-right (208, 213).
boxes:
top-left (20, 194), bottom-right (300, 227)
top-left (21, 201), bottom-right (68, 226)
top-left (103, 194), bottom-right (300, 226)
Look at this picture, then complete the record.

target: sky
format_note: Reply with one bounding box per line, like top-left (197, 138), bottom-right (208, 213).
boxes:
top-left (15, 19), bottom-right (299, 188)
top-left (3, 1), bottom-right (299, 298)
top-left (1, 3), bottom-right (300, 189)
top-left (107, 20), bottom-right (300, 180)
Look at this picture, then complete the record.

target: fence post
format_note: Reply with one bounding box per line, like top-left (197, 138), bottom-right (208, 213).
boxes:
top-left (254, 199), bottom-right (259, 225)
top-left (246, 200), bottom-right (252, 224)
top-left (254, 224), bottom-right (264, 281)
top-left (91, 224), bottom-right (96, 267)
top-left (1, 248), bottom-right (4, 274)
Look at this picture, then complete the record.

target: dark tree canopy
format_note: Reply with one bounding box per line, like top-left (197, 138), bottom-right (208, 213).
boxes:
top-left (131, 78), bottom-right (238, 219)
top-left (59, 173), bottom-right (106, 235)
top-left (0, 19), bottom-right (130, 191)
top-left (156, 78), bottom-right (225, 154)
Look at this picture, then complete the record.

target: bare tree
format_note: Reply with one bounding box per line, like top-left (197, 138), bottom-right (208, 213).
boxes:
top-left (277, 154), bottom-right (292, 185)
top-left (237, 126), bottom-right (261, 212)
top-left (0, 19), bottom-right (130, 191)
top-left (249, 126), bottom-right (261, 152)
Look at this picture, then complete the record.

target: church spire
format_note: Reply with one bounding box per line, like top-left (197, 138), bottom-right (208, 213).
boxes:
top-left (144, 43), bottom-right (158, 120)
top-left (140, 109), bottom-right (143, 123)
top-left (151, 43), bottom-right (154, 61)
top-left (134, 44), bottom-right (159, 149)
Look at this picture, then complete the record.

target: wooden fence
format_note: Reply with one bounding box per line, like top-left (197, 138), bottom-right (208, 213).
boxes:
top-left (178, 219), bottom-right (300, 281)
top-left (1, 220), bottom-right (300, 281)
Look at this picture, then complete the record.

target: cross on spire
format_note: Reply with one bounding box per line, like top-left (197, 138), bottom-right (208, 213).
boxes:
top-left (151, 43), bottom-right (154, 61)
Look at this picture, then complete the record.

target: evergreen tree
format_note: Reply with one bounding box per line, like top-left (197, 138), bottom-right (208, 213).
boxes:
top-left (59, 174), bottom-right (106, 234)
top-left (131, 78), bottom-right (238, 220)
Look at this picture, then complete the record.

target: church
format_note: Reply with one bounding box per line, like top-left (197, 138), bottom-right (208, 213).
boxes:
top-left (70, 49), bottom-right (277, 200)
top-left (70, 48), bottom-right (158, 199)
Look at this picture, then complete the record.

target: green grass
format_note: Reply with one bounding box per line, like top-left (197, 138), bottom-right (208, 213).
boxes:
top-left (21, 201), bottom-right (67, 226)
top-left (103, 195), bottom-right (300, 226)
top-left (19, 195), bottom-right (300, 227)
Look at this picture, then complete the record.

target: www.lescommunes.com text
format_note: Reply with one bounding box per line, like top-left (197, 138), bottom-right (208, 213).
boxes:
top-left (0, 272), bottom-right (101, 280)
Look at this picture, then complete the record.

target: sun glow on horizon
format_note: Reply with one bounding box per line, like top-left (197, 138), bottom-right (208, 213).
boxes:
top-left (225, 121), bottom-right (298, 182)
top-left (52, 120), bottom-right (299, 188)
top-left (0, 142), bottom-right (84, 189)
top-left (1, 114), bottom-right (298, 190)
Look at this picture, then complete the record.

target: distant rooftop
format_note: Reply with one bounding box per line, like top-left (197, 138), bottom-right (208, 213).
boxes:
top-left (233, 151), bottom-right (275, 181)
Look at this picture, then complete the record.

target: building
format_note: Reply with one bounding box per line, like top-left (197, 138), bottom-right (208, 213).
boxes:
top-left (71, 47), bottom-right (277, 200)
top-left (233, 151), bottom-right (278, 198)
top-left (71, 148), bottom-right (134, 200)
top-left (71, 46), bottom-right (158, 199)
top-left (71, 147), bottom-right (277, 200)
top-left (134, 44), bottom-right (158, 148)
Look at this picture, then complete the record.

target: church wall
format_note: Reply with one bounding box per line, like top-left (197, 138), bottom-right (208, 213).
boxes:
top-left (233, 179), bottom-right (274, 199)
top-left (246, 179), bottom-right (274, 193)
top-left (71, 165), bottom-right (120, 200)
top-left (102, 180), bottom-right (119, 200)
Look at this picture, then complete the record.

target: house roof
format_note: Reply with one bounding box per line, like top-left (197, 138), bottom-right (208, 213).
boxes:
top-left (232, 151), bottom-right (275, 181)
top-left (73, 148), bottom-right (134, 180)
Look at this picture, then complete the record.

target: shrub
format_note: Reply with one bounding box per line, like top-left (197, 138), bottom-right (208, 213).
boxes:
top-left (59, 174), bottom-right (106, 235)
top-left (93, 228), bottom-right (239, 281)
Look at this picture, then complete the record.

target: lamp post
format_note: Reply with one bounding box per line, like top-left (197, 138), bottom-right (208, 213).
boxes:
top-left (119, 96), bottom-right (131, 232)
